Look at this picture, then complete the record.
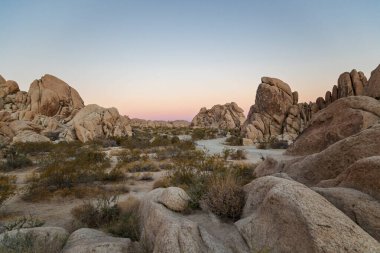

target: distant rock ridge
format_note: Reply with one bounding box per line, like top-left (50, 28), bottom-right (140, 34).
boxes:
top-left (127, 118), bottom-right (190, 128)
top-left (191, 102), bottom-right (245, 129)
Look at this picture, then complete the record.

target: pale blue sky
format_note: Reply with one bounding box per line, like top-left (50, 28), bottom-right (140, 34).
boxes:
top-left (1, 0), bottom-right (380, 120)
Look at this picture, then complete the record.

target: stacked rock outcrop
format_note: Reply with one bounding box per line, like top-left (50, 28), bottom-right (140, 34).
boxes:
top-left (191, 102), bottom-right (245, 129)
top-left (0, 74), bottom-right (132, 143)
top-left (242, 77), bottom-right (304, 142)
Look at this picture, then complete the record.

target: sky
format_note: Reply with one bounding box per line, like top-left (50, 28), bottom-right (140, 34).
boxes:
top-left (1, 0), bottom-right (380, 121)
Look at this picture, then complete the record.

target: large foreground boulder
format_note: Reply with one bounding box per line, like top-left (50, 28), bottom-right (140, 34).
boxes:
top-left (62, 228), bottom-right (131, 253)
top-left (313, 187), bottom-right (380, 241)
top-left (70, 104), bottom-right (132, 142)
top-left (191, 102), bottom-right (245, 129)
top-left (255, 123), bottom-right (380, 186)
top-left (317, 156), bottom-right (380, 201)
top-left (0, 227), bottom-right (68, 252)
top-left (28, 74), bottom-right (84, 118)
top-left (139, 187), bottom-right (249, 253)
top-left (286, 96), bottom-right (380, 155)
top-left (235, 176), bottom-right (380, 253)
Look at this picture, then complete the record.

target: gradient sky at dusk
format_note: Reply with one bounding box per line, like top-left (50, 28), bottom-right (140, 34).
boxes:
top-left (1, 0), bottom-right (380, 120)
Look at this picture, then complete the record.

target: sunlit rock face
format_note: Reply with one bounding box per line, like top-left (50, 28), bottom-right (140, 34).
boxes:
top-left (27, 74), bottom-right (84, 119)
top-left (191, 102), bottom-right (246, 129)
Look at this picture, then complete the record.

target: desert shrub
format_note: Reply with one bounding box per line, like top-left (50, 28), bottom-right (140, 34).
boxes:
top-left (12, 142), bottom-right (55, 155)
top-left (256, 138), bottom-right (289, 149)
top-left (269, 139), bottom-right (289, 149)
top-left (160, 149), bottom-right (254, 214)
top-left (201, 174), bottom-right (245, 220)
top-left (191, 128), bottom-right (206, 140)
top-left (102, 168), bottom-right (125, 182)
top-left (71, 196), bottom-right (141, 241)
top-left (231, 163), bottom-right (257, 185)
top-left (71, 195), bottom-right (120, 228)
top-left (0, 146), bottom-right (32, 171)
top-left (117, 149), bottom-right (144, 164)
top-left (24, 146), bottom-right (113, 200)
top-left (0, 230), bottom-right (64, 253)
top-left (4, 215), bottom-right (44, 231)
top-left (107, 197), bottom-right (141, 241)
top-left (122, 160), bottom-right (159, 173)
top-left (0, 175), bottom-right (16, 205)
top-left (138, 172), bottom-right (154, 181)
top-left (225, 136), bottom-right (243, 146)
top-left (229, 149), bottom-right (247, 160)
top-left (222, 148), bottom-right (232, 160)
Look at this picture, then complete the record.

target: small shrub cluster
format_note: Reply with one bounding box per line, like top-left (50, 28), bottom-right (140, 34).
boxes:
top-left (159, 149), bottom-right (256, 218)
top-left (0, 230), bottom-right (63, 253)
top-left (257, 138), bottom-right (289, 149)
top-left (71, 195), bottom-right (120, 228)
top-left (222, 149), bottom-right (247, 160)
top-left (0, 175), bottom-right (16, 205)
top-left (201, 175), bottom-right (245, 221)
top-left (71, 196), bottom-right (141, 241)
top-left (191, 128), bottom-right (220, 140)
top-left (24, 145), bottom-right (121, 201)
top-left (0, 146), bottom-right (32, 171)
top-left (4, 215), bottom-right (44, 231)
top-left (225, 136), bottom-right (243, 146)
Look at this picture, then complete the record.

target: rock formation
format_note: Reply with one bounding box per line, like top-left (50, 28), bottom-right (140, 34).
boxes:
top-left (236, 176), bottom-right (379, 253)
top-left (286, 96), bottom-right (380, 155)
top-left (69, 104), bottom-right (132, 143)
top-left (366, 64), bottom-right (380, 99)
top-left (242, 77), bottom-right (303, 142)
top-left (27, 74), bottom-right (84, 119)
top-left (62, 228), bottom-right (131, 253)
top-left (191, 102), bottom-right (245, 129)
top-left (242, 64), bottom-right (380, 143)
top-left (0, 74), bottom-right (132, 143)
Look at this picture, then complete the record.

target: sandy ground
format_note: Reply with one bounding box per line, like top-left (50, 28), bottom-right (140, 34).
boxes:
top-left (196, 137), bottom-right (293, 163)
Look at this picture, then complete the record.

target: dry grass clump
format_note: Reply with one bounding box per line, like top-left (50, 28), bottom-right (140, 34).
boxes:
top-left (71, 195), bottom-right (120, 228)
top-left (0, 175), bottom-right (16, 205)
top-left (107, 196), bottom-right (141, 241)
top-left (71, 196), bottom-right (141, 241)
top-left (201, 174), bottom-right (245, 221)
